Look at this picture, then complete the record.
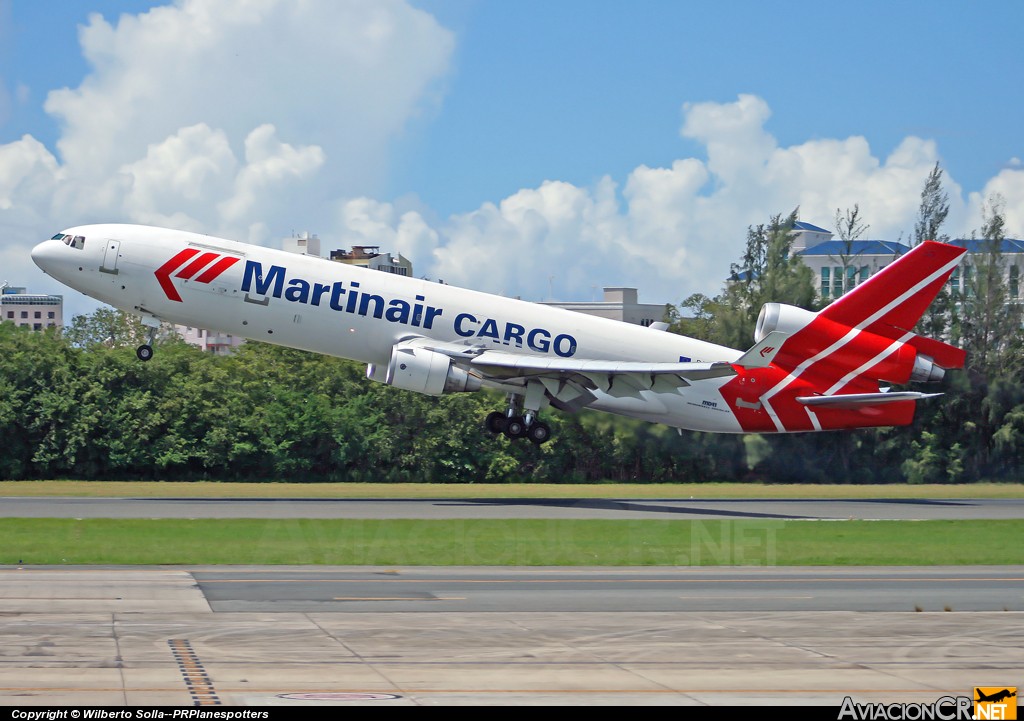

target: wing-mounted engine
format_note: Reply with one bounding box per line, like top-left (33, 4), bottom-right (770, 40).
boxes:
top-left (367, 343), bottom-right (482, 396)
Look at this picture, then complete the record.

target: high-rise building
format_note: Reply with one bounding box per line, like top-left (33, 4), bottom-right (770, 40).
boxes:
top-left (329, 245), bottom-right (414, 277)
top-left (1, 285), bottom-right (63, 331)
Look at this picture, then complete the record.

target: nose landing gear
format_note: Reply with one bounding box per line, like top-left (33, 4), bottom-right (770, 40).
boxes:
top-left (135, 313), bottom-right (160, 362)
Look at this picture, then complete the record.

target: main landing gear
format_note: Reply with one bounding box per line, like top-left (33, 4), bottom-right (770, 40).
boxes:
top-left (485, 391), bottom-right (552, 445)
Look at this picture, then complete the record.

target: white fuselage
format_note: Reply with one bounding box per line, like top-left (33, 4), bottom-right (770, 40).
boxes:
top-left (32, 224), bottom-right (746, 431)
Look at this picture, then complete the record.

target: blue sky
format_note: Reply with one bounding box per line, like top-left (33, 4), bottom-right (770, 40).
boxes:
top-left (397, 0), bottom-right (1024, 215)
top-left (1, 0), bottom-right (1023, 317)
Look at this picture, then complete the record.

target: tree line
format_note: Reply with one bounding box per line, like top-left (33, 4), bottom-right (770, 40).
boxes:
top-left (2, 165), bottom-right (1021, 483)
top-left (667, 164), bottom-right (1023, 484)
top-left (0, 316), bottom-right (745, 483)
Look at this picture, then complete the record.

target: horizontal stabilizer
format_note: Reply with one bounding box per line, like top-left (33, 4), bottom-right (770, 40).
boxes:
top-left (797, 391), bottom-right (942, 409)
top-left (735, 331), bottom-right (788, 369)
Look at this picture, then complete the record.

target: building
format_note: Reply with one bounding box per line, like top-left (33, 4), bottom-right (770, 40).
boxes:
top-left (789, 221), bottom-right (909, 300)
top-left (948, 238), bottom-right (1024, 300)
top-left (282, 231), bottom-right (321, 257)
top-left (330, 245), bottom-right (413, 277)
top-left (791, 222), bottom-right (1024, 302)
top-left (172, 324), bottom-right (246, 355)
top-left (541, 287), bottom-right (669, 326)
top-left (1, 285), bottom-right (63, 331)
top-left (283, 230), bottom-right (416, 277)
top-left (797, 239), bottom-right (911, 301)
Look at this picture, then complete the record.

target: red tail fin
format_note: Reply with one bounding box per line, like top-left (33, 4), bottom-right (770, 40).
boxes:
top-left (820, 241), bottom-right (966, 357)
top-left (722, 241), bottom-right (967, 433)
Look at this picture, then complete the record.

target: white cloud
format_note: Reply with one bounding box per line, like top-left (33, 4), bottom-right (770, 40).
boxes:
top-left (0, 0), bottom-right (454, 317)
top-left (0, 135), bottom-right (60, 216)
top-left (44, 0), bottom-right (452, 197)
top-left (217, 123), bottom-right (325, 230)
top-left (356, 95), bottom-right (983, 307)
top-left (429, 179), bottom-right (625, 298)
top-left (968, 169), bottom-right (1024, 238)
top-left (122, 123), bottom-right (238, 231)
top-left (333, 197), bottom-right (440, 271)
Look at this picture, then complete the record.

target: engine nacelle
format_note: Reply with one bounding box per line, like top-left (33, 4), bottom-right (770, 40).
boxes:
top-left (754, 302), bottom-right (817, 343)
top-left (910, 353), bottom-right (945, 383)
top-left (366, 347), bottom-right (482, 396)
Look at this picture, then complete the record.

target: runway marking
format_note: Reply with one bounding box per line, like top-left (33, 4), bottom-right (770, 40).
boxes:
top-left (332, 597), bottom-right (467, 601)
top-left (168, 639), bottom-right (221, 706)
top-left (679, 595), bottom-right (815, 599)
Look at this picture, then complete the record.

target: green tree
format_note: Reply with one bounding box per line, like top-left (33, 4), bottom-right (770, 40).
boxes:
top-left (716, 209), bottom-right (817, 351)
top-left (62, 307), bottom-right (151, 349)
top-left (913, 162), bottom-right (955, 341)
top-left (830, 204), bottom-right (871, 295)
top-left (913, 162), bottom-right (951, 246)
top-left (948, 196), bottom-right (1024, 479)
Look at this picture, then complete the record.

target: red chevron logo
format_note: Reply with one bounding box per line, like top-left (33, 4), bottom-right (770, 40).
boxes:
top-left (155, 249), bottom-right (240, 302)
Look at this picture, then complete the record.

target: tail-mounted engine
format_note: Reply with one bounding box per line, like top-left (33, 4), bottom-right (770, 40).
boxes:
top-left (754, 303), bottom-right (816, 343)
top-left (367, 345), bottom-right (482, 396)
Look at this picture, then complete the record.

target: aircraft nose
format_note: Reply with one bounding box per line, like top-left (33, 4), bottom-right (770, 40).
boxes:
top-left (31, 239), bottom-right (62, 273)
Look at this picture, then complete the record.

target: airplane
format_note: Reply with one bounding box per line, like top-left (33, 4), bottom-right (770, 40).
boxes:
top-left (975, 689), bottom-right (1016, 704)
top-left (31, 224), bottom-right (967, 445)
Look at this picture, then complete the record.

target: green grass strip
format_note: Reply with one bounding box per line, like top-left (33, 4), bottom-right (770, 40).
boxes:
top-left (3, 519), bottom-right (1022, 566)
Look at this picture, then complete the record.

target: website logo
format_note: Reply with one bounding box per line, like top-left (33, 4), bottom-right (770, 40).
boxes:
top-left (974, 688), bottom-right (1017, 720)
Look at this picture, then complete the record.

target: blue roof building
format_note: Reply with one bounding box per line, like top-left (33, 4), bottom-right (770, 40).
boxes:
top-left (946, 238), bottom-right (1024, 299)
top-left (796, 240), bottom-right (911, 258)
top-left (727, 221), bottom-right (1024, 303)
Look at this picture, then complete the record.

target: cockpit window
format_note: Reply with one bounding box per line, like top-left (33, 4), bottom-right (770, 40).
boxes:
top-left (56, 234), bottom-right (86, 249)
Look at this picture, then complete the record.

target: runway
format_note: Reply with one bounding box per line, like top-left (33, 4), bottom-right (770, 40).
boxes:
top-left (3, 497), bottom-right (1022, 706)
top-left (4, 496), bottom-right (1023, 519)
top-left (0, 565), bottom-right (1021, 706)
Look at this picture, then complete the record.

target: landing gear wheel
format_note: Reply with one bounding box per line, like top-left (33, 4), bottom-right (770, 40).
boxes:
top-left (136, 344), bottom-right (154, 362)
top-left (503, 416), bottom-right (527, 440)
top-left (527, 422), bottom-right (551, 445)
top-left (485, 411), bottom-right (507, 434)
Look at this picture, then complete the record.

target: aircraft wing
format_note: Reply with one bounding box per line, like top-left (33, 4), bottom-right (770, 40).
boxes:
top-left (406, 338), bottom-right (737, 411)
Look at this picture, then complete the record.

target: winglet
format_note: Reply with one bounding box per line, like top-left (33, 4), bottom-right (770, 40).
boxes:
top-left (735, 331), bottom-right (788, 369)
